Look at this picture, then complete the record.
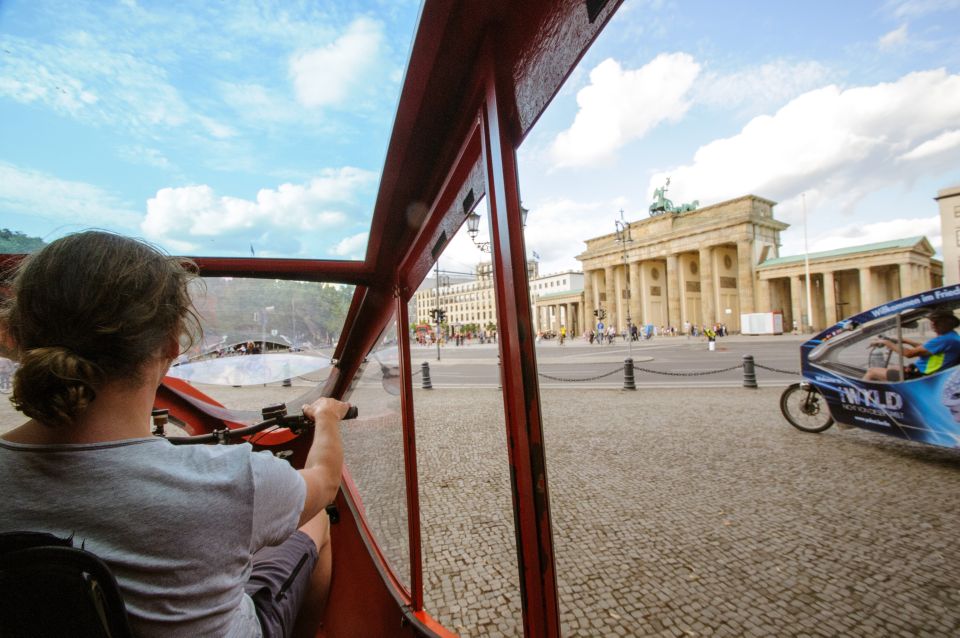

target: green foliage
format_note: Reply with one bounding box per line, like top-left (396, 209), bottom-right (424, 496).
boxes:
top-left (0, 229), bottom-right (45, 254)
top-left (191, 278), bottom-right (354, 352)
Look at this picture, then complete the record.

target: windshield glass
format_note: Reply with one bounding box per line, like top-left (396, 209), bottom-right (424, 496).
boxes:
top-left (155, 277), bottom-right (352, 419)
top-left (0, 1), bottom-right (420, 259)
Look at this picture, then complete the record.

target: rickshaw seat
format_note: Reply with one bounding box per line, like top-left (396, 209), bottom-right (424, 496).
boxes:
top-left (0, 531), bottom-right (134, 638)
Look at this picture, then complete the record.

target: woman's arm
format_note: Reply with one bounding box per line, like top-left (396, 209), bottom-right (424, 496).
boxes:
top-left (296, 398), bottom-right (349, 526)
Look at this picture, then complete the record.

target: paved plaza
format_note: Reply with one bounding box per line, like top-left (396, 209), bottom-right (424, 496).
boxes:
top-left (2, 364), bottom-right (959, 637)
top-left (407, 387), bottom-right (960, 637)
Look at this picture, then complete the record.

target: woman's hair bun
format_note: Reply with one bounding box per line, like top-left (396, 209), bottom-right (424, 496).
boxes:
top-left (11, 346), bottom-right (102, 428)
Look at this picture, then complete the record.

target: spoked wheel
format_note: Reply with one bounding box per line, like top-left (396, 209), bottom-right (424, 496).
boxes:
top-left (780, 382), bottom-right (834, 433)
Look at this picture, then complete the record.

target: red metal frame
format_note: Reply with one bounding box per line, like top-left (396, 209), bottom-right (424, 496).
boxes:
top-left (396, 293), bottom-right (425, 610)
top-left (479, 38), bottom-right (560, 637)
top-left (2, 3), bottom-right (629, 636)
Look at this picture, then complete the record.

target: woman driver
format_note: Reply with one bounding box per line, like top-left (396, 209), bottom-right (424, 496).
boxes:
top-left (0, 231), bottom-right (347, 637)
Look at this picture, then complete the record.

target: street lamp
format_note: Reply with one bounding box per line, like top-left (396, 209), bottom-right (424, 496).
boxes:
top-left (614, 210), bottom-right (633, 357)
top-left (466, 205), bottom-right (528, 253)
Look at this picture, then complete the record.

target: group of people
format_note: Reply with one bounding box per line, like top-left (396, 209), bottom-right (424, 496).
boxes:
top-left (415, 329), bottom-right (497, 346)
top-left (0, 231), bottom-right (346, 637)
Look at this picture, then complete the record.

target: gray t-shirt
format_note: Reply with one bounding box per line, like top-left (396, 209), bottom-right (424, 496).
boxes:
top-left (0, 436), bottom-right (306, 637)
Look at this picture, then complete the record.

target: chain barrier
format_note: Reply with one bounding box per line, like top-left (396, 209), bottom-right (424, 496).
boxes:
top-left (753, 363), bottom-right (800, 376)
top-left (291, 358), bottom-right (795, 385)
top-left (538, 366), bottom-right (625, 383)
top-left (631, 363), bottom-right (744, 377)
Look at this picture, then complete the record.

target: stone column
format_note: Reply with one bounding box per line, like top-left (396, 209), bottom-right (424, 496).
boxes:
top-left (860, 267), bottom-right (873, 311)
top-left (666, 254), bottom-right (681, 329)
top-left (613, 266), bottom-right (627, 332)
top-left (791, 275), bottom-right (805, 331)
top-left (629, 260), bottom-right (641, 327)
top-left (604, 265), bottom-right (616, 329)
top-left (899, 263), bottom-right (913, 298)
top-left (583, 269), bottom-right (594, 319)
top-left (757, 278), bottom-right (771, 313)
top-left (737, 240), bottom-right (756, 315)
top-left (823, 271), bottom-right (837, 326)
top-left (565, 303), bottom-right (573, 332)
top-left (637, 262), bottom-right (649, 326)
top-left (699, 246), bottom-right (716, 327)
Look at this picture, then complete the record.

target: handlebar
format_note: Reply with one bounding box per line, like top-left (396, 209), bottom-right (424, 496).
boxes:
top-left (153, 403), bottom-right (358, 446)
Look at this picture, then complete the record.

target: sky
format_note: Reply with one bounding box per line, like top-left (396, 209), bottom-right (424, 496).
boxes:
top-left (1, 0), bottom-right (959, 278)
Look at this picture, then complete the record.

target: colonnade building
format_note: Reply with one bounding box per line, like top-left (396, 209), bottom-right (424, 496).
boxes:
top-left (577, 194), bottom-right (942, 334)
top-left (937, 185), bottom-right (960, 285)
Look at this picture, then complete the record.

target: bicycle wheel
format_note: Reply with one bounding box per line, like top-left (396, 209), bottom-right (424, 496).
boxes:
top-left (780, 382), bottom-right (834, 433)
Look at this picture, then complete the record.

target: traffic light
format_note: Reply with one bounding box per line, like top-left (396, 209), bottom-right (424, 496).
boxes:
top-left (593, 309), bottom-right (598, 317)
top-left (438, 309), bottom-right (447, 323)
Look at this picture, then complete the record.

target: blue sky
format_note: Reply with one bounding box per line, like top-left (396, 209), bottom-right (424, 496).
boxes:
top-left (2, 0), bottom-right (959, 276)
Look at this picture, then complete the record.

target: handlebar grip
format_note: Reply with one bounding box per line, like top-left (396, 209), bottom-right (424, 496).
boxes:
top-left (344, 405), bottom-right (358, 420)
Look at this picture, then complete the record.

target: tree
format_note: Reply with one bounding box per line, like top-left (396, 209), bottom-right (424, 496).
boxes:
top-left (0, 229), bottom-right (45, 254)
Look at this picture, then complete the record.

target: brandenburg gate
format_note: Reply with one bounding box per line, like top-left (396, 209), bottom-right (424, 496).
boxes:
top-left (577, 191), bottom-right (942, 334)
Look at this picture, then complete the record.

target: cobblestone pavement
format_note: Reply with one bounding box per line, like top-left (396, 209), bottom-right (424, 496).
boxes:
top-left (411, 388), bottom-right (960, 638)
top-left (3, 380), bottom-right (959, 637)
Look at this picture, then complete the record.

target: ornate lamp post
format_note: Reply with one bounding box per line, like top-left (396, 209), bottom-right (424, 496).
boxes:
top-left (466, 206), bottom-right (528, 253)
top-left (614, 210), bottom-right (633, 357)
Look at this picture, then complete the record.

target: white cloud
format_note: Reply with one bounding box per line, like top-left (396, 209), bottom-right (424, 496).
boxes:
top-left (887, 0), bottom-right (960, 19)
top-left (141, 167), bottom-right (377, 254)
top-left (780, 215), bottom-right (941, 257)
top-left (646, 69), bottom-right (960, 217)
top-left (219, 82), bottom-right (299, 124)
top-left (899, 129), bottom-right (960, 161)
top-left (117, 145), bottom-right (175, 171)
top-left (696, 60), bottom-right (831, 111)
top-left (550, 54), bottom-right (835, 169)
top-left (551, 54), bottom-right (701, 168)
top-left (0, 162), bottom-right (140, 229)
top-left (289, 17), bottom-right (384, 108)
top-left (879, 24), bottom-right (910, 49)
top-left (523, 199), bottom-right (621, 273)
top-left (331, 232), bottom-right (369, 259)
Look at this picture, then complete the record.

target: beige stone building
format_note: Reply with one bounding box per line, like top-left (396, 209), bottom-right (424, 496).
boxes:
top-left (756, 237), bottom-right (941, 331)
top-left (577, 194), bottom-right (943, 334)
top-left (577, 195), bottom-right (785, 333)
top-left (937, 185), bottom-right (960, 285)
top-left (531, 271), bottom-right (584, 335)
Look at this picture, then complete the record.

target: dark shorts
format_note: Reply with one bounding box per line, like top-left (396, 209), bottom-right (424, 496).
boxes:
top-left (886, 365), bottom-right (922, 381)
top-left (244, 530), bottom-right (318, 638)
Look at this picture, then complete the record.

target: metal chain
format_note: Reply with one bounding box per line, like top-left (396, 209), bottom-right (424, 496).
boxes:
top-left (631, 364), bottom-right (744, 377)
top-left (294, 360), bottom-right (791, 384)
top-left (538, 366), bottom-right (625, 382)
top-left (753, 362), bottom-right (800, 375)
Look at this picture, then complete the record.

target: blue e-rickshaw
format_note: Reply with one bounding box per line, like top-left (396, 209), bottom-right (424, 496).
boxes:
top-left (781, 283), bottom-right (960, 449)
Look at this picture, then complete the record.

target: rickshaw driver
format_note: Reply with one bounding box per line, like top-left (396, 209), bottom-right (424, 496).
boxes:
top-left (0, 231), bottom-right (349, 638)
top-left (864, 309), bottom-right (960, 381)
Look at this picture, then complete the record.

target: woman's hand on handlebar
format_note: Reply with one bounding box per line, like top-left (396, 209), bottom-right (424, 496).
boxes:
top-left (301, 398), bottom-right (352, 424)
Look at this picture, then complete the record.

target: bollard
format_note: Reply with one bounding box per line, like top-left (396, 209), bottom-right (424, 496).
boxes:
top-left (742, 354), bottom-right (758, 388)
top-left (421, 361), bottom-right (433, 390)
top-left (623, 358), bottom-right (636, 390)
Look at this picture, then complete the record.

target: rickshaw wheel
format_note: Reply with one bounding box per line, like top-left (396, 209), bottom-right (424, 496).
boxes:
top-left (780, 382), bottom-right (835, 433)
